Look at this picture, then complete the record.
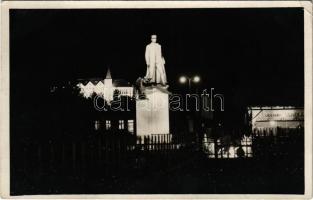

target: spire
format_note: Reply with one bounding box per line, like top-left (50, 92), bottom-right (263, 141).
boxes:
top-left (105, 68), bottom-right (112, 79)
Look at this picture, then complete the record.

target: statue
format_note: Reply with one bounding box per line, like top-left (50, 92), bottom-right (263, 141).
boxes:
top-left (135, 77), bottom-right (148, 99)
top-left (136, 35), bottom-right (170, 136)
top-left (145, 35), bottom-right (167, 85)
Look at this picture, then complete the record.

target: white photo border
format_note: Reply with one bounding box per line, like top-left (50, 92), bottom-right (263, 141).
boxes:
top-left (0, 1), bottom-right (312, 199)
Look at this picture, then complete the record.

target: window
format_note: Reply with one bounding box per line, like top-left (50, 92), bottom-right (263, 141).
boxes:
top-left (128, 120), bottom-right (134, 133)
top-left (241, 135), bottom-right (253, 157)
top-left (119, 120), bottom-right (124, 130)
top-left (94, 120), bottom-right (100, 130)
top-left (105, 120), bottom-right (111, 130)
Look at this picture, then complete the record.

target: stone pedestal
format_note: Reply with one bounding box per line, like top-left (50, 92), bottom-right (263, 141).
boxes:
top-left (136, 86), bottom-right (170, 136)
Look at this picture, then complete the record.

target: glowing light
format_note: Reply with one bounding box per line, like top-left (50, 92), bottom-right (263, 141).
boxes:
top-left (228, 146), bottom-right (235, 158)
top-left (179, 76), bottom-right (187, 84)
top-left (270, 120), bottom-right (276, 126)
top-left (193, 76), bottom-right (200, 83)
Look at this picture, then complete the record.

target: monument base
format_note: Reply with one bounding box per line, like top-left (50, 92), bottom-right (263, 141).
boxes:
top-left (136, 86), bottom-right (170, 136)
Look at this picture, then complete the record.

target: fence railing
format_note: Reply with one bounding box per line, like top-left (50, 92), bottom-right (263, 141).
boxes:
top-left (13, 128), bottom-right (304, 177)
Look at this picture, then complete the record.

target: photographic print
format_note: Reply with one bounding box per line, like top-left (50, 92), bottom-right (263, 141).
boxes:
top-left (0, 1), bottom-right (312, 198)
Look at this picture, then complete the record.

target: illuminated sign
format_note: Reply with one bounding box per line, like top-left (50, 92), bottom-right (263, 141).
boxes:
top-left (252, 109), bottom-right (304, 122)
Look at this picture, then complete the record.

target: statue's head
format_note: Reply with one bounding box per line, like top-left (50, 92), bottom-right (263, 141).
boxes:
top-left (151, 34), bottom-right (157, 43)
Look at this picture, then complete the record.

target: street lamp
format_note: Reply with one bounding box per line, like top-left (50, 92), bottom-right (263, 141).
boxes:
top-left (179, 75), bottom-right (202, 146)
top-left (179, 76), bottom-right (187, 84)
top-left (179, 75), bottom-right (201, 91)
top-left (193, 76), bottom-right (200, 83)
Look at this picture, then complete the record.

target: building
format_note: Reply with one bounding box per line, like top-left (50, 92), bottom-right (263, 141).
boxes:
top-left (77, 68), bottom-right (134, 102)
top-left (50, 68), bottom-right (136, 135)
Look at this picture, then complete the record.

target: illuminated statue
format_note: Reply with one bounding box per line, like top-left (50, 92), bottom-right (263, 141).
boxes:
top-left (145, 35), bottom-right (167, 85)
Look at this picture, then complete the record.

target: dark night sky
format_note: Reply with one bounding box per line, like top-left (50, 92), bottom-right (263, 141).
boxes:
top-left (10, 8), bottom-right (304, 106)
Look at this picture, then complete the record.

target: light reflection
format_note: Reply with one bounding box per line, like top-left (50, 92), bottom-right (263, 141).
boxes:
top-left (204, 135), bottom-right (253, 158)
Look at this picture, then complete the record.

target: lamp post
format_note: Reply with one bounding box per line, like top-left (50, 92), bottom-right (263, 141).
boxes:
top-left (179, 75), bottom-right (201, 92)
top-left (179, 75), bottom-right (202, 147)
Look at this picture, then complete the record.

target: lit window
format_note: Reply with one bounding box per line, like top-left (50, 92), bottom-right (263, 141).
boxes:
top-left (245, 146), bottom-right (253, 157)
top-left (105, 120), bottom-right (111, 130)
top-left (128, 120), bottom-right (134, 133)
top-left (94, 120), bottom-right (100, 130)
top-left (119, 120), bottom-right (124, 130)
top-left (240, 135), bottom-right (253, 157)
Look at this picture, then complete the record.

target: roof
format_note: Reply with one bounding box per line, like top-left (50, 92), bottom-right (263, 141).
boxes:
top-left (248, 106), bottom-right (304, 110)
top-left (76, 68), bottom-right (132, 87)
top-left (77, 78), bottom-right (132, 87)
top-left (105, 68), bottom-right (112, 79)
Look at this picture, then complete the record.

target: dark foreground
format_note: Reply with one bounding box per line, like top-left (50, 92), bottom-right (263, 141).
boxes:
top-left (11, 133), bottom-right (304, 195)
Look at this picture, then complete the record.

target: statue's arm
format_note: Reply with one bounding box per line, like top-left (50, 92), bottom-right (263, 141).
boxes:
top-left (145, 45), bottom-right (149, 65)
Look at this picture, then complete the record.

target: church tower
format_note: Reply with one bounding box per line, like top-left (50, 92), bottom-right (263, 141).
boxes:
top-left (103, 68), bottom-right (114, 102)
top-left (104, 68), bottom-right (113, 87)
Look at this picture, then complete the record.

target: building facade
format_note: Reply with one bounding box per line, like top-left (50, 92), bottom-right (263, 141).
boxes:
top-left (248, 106), bottom-right (304, 135)
top-left (50, 68), bottom-right (136, 135)
top-left (77, 68), bottom-right (134, 102)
